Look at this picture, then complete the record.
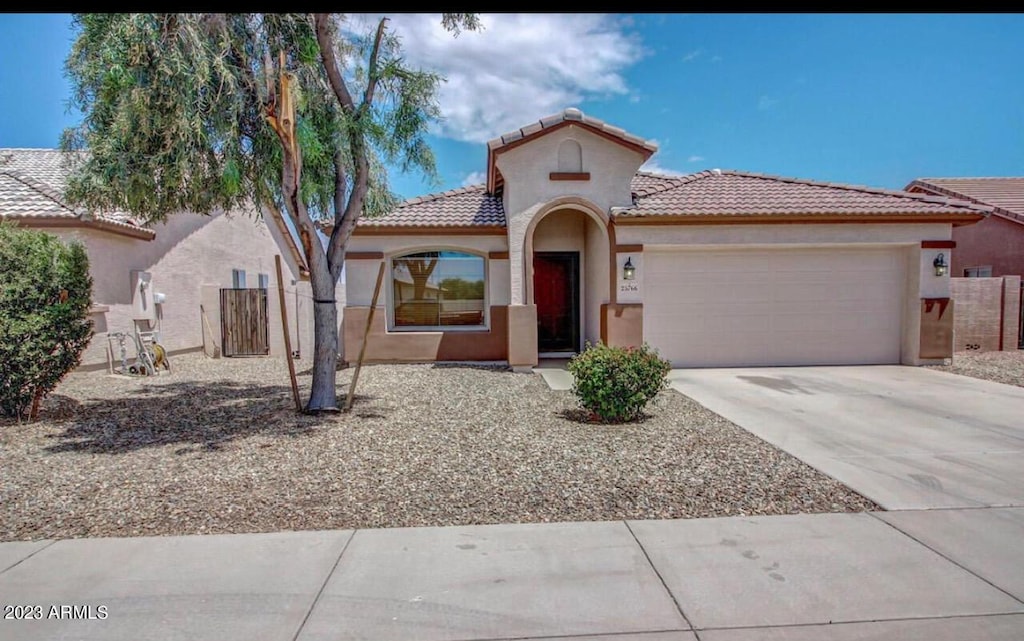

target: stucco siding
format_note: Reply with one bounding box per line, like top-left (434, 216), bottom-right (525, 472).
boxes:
top-left (48, 210), bottom-right (331, 370)
top-left (584, 216), bottom-right (609, 345)
top-left (495, 125), bottom-right (645, 218)
top-left (616, 222), bottom-right (953, 247)
top-left (951, 215), bottom-right (1024, 277)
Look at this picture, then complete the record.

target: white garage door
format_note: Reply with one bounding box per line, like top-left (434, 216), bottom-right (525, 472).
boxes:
top-left (644, 246), bottom-right (906, 367)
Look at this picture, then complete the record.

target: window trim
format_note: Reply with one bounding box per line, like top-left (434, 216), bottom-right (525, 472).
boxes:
top-left (232, 269), bottom-right (247, 289)
top-left (963, 265), bottom-right (993, 278)
top-left (258, 273), bottom-right (270, 290)
top-left (386, 248), bottom-right (490, 333)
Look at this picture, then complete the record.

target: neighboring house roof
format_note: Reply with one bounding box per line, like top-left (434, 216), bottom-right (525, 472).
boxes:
top-left (347, 169), bottom-right (988, 232)
top-left (0, 149), bottom-right (155, 239)
top-left (904, 177), bottom-right (1024, 226)
top-left (614, 169), bottom-right (990, 224)
top-left (0, 149), bottom-right (310, 277)
top-left (486, 108), bottom-right (659, 193)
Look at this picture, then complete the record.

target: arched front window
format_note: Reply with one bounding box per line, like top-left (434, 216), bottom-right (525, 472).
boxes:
top-left (391, 250), bottom-right (487, 329)
top-left (557, 139), bottom-right (583, 172)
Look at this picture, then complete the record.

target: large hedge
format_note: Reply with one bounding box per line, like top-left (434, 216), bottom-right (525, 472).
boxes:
top-left (0, 223), bottom-right (93, 420)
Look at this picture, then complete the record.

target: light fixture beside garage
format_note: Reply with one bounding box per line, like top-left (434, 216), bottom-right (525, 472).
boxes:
top-left (933, 252), bottom-right (948, 277)
top-left (623, 257), bottom-right (636, 281)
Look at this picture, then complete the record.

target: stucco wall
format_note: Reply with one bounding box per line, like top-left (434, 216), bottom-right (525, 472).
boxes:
top-left (951, 215), bottom-right (1024, 278)
top-left (616, 222), bottom-right (953, 247)
top-left (584, 217), bottom-right (609, 345)
top-left (496, 125), bottom-right (645, 219)
top-left (343, 305), bottom-right (508, 363)
top-left (498, 125), bottom-right (644, 306)
top-left (48, 210), bottom-right (331, 370)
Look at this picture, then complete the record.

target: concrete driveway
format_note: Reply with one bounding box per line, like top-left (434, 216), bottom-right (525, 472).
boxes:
top-left (669, 366), bottom-right (1024, 510)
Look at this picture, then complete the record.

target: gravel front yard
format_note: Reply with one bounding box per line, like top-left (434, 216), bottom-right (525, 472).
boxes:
top-left (1, 354), bottom-right (877, 541)
top-left (929, 350), bottom-right (1024, 388)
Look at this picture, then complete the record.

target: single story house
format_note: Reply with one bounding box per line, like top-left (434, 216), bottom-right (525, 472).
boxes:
top-left (904, 177), bottom-right (1024, 278)
top-left (0, 148), bottom-right (337, 371)
top-left (333, 108), bottom-right (992, 369)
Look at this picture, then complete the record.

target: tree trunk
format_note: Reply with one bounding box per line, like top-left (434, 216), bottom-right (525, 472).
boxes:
top-left (29, 388), bottom-right (43, 422)
top-left (305, 260), bottom-right (341, 413)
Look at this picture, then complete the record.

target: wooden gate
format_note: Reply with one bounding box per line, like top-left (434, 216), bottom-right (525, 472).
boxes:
top-left (220, 288), bottom-right (270, 356)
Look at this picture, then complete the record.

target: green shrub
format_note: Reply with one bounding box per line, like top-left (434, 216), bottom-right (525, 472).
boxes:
top-left (0, 223), bottom-right (93, 420)
top-left (567, 341), bottom-right (671, 423)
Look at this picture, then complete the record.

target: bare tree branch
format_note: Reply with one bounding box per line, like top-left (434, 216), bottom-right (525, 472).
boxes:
top-left (313, 13), bottom-right (355, 114)
top-left (361, 18), bottom-right (388, 111)
top-left (325, 15), bottom-right (388, 279)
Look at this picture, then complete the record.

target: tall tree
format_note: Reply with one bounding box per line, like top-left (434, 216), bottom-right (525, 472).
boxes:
top-left (62, 13), bottom-right (480, 412)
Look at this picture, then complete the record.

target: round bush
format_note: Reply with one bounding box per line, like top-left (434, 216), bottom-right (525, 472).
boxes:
top-left (566, 341), bottom-right (671, 423)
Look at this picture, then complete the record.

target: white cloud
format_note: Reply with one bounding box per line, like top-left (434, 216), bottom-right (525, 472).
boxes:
top-left (758, 95), bottom-right (780, 110)
top-left (639, 158), bottom-right (686, 177)
top-left (356, 14), bottom-right (647, 144)
top-left (682, 48), bottom-right (703, 62)
top-left (461, 170), bottom-right (486, 187)
top-left (687, 155), bottom-right (705, 163)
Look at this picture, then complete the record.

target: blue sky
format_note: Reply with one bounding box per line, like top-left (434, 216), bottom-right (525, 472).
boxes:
top-left (2, 13), bottom-right (1021, 200)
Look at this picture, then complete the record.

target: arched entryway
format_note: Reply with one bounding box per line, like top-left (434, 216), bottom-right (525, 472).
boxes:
top-left (524, 201), bottom-right (609, 355)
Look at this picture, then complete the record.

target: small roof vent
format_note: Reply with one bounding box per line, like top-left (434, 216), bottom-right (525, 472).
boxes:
top-left (711, 168), bottom-right (722, 175)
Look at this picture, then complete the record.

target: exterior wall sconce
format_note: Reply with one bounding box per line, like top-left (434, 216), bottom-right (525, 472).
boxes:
top-left (623, 257), bottom-right (636, 281)
top-left (933, 252), bottom-right (948, 277)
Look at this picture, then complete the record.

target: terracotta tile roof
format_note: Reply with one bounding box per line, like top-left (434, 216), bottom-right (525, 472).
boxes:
top-left (616, 169), bottom-right (991, 220)
top-left (353, 169), bottom-right (990, 231)
top-left (630, 171), bottom-right (685, 198)
top-left (487, 108), bottom-right (659, 156)
top-left (357, 184), bottom-right (505, 228)
top-left (0, 149), bottom-right (153, 236)
top-left (905, 177), bottom-right (1024, 225)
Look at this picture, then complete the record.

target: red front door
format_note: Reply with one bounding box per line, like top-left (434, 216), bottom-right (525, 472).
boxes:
top-left (534, 252), bottom-right (580, 352)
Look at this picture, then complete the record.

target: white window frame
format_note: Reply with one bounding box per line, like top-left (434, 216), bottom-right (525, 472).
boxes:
top-left (232, 269), bottom-right (247, 288)
top-left (963, 266), bottom-right (993, 278)
top-left (258, 273), bottom-right (270, 290)
top-left (387, 249), bottom-right (490, 332)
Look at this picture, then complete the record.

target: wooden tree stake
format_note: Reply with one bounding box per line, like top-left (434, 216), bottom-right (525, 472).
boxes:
top-left (346, 261), bottom-right (385, 412)
top-left (275, 255), bottom-right (302, 413)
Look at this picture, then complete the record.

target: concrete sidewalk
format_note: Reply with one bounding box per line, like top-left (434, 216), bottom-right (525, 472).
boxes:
top-left (2, 509), bottom-right (1023, 641)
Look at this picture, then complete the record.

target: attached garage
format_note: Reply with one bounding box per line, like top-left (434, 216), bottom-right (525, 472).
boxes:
top-left (643, 246), bottom-right (907, 367)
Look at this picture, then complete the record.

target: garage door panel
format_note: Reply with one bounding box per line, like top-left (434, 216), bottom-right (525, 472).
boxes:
top-left (644, 247), bottom-right (905, 367)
